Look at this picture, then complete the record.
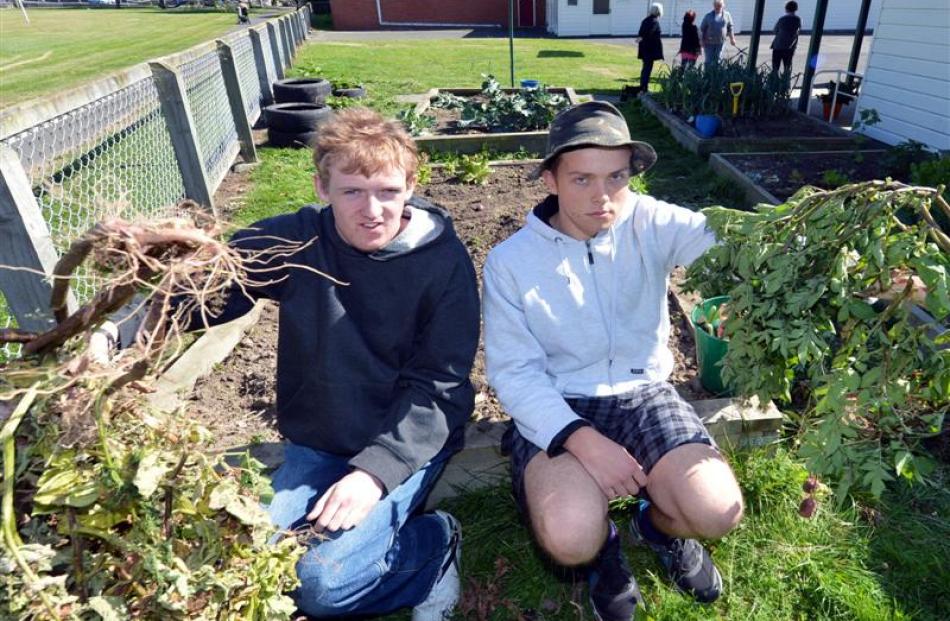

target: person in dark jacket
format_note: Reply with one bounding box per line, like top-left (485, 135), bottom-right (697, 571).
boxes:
top-left (770, 1), bottom-right (801, 74)
top-left (637, 3), bottom-right (665, 93)
top-left (678, 10), bottom-right (701, 68)
top-left (171, 108), bottom-right (478, 620)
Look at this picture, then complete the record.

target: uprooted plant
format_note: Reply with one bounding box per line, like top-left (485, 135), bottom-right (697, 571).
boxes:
top-left (0, 208), bottom-right (337, 619)
top-left (685, 181), bottom-right (950, 502)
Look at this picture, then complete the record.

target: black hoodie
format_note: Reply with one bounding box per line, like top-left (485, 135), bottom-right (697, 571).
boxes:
top-left (192, 198), bottom-right (479, 493)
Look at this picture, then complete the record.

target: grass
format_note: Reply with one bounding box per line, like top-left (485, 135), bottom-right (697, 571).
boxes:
top-left (376, 448), bottom-right (948, 621)
top-left (287, 38), bottom-right (637, 118)
top-left (0, 7), bottom-right (238, 107)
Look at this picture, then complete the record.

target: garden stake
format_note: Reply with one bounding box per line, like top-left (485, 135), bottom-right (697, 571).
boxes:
top-left (729, 82), bottom-right (744, 117)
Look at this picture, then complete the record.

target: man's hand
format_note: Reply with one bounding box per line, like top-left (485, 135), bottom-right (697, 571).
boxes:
top-left (307, 469), bottom-right (384, 533)
top-left (564, 426), bottom-right (647, 499)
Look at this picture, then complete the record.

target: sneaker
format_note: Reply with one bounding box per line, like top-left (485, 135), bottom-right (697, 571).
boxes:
top-left (629, 502), bottom-right (722, 603)
top-left (412, 511), bottom-right (461, 621)
top-left (589, 522), bottom-right (643, 621)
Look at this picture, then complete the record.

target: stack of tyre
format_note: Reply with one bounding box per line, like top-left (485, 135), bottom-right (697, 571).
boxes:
top-left (264, 78), bottom-right (333, 149)
top-left (264, 78), bottom-right (366, 149)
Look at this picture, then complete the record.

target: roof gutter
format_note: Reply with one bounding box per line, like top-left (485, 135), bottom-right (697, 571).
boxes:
top-left (375, 0), bottom-right (500, 28)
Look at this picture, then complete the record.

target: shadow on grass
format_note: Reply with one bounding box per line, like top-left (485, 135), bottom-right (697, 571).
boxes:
top-left (537, 50), bottom-right (584, 58)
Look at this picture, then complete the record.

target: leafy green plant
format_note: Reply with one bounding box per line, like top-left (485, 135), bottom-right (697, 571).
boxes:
top-left (882, 140), bottom-right (936, 179)
top-left (396, 107), bottom-right (435, 136)
top-left (432, 74), bottom-right (568, 133)
top-left (911, 156), bottom-right (950, 233)
top-left (686, 181), bottom-right (950, 501)
top-left (628, 173), bottom-right (649, 195)
top-left (820, 169), bottom-right (850, 188)
top-left (655, 58), bottom-right (792, 120)
top-left (457, 153), bottom-right (491, 185)
top-left (416, 154), bottom-right (432, 186)
top-left (326, 94), bottom-right (358, 110)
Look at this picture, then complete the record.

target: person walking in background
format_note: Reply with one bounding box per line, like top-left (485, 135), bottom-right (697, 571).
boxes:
top-left (700, 0), bottom-right (736, 67)
top-left (678, 10), bottom-right (701, 69)
top-left (638, 3), bottom-right (665, 94)
top-left (770, 1), bottom-right (801, 74)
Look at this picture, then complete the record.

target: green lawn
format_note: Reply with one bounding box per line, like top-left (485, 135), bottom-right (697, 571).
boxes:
top-left (0, 8), bottom-right (237, 107)
top-left (424, 448), bottom-right (949, 621)
top-left (287, 38), bottom-right (638, 118)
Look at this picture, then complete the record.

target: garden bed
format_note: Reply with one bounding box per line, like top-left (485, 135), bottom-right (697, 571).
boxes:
top-left (709, 149), bottom-right (890, 205)
top-left (410, 87), bottom-right (579, 155)
top-left (640, 93), bottom-right (867, 157)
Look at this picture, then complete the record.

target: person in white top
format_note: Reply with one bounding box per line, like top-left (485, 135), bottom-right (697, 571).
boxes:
top-left (483, 101), bottom-right (744, 620)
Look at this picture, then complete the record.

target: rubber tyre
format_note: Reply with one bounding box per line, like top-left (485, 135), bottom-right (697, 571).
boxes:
top-left (263, 103), bottom-right (332, 133)
top-left (267, 128), bottom-right (318, 149)
top-left (332, 86), bottom-right (366, 99)
top-left (272, 77), bottom-right (332, 104)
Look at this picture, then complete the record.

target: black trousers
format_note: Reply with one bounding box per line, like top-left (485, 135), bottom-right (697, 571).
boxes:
top-left (640, 59), bottom-right (655, 93)
top-left (772, 49), bottom-right (794, 74)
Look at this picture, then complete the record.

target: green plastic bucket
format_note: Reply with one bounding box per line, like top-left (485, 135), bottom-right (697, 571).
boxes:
top-left (691, 296), bottom-right (732, 396)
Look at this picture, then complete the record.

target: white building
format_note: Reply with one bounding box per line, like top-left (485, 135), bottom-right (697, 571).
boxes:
top-left (854, 0), bottom-right (949, 151)
top-left (546, 0), bottom-right (881, 37)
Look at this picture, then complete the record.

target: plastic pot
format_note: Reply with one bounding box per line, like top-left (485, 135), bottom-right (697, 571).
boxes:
top-left (691, 295), bottom-right (731, 396)
top-left (520, 79), bottom-right (540, 89)
top-left (694, 114), bottom-right (721, 138)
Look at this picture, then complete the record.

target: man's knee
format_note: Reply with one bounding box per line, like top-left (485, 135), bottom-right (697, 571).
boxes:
top-left (533, 504), bottom-right (608, 566)
top-left (293, 545), bottom-right (374, 615)
top-left (686, 493), bottom-right (743, 539)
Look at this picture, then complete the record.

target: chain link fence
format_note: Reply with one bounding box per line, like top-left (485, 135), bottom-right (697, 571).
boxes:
top-left (180, 49), bottom-right (241, 191)
top-left (0, 8), bottom-right (311, 360)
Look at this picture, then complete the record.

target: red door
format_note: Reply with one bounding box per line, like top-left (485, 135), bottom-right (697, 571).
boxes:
top-left (519, 0), bottom-right (536, 28)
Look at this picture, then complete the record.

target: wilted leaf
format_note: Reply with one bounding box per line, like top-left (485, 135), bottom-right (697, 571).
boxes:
top-left (133, 451), bottom-right (171, 499)
top-left (88, 595), bottom-right (129, 621)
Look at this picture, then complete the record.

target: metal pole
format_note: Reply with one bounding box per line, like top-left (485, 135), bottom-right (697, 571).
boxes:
top-left (846, 0), bottom-right (872, 88)
top-left (797, 0), bottom-right (829, 113)
top-left (747, 0), bottom-right (765, 72)
top-left (509, 0), bottom-right (515, 87)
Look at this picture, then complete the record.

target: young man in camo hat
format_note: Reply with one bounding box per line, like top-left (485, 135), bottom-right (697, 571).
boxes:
top-left (483, 101), bottom-right (744, 619)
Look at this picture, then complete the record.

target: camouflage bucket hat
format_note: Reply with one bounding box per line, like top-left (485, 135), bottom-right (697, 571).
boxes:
top-left (529, 100), bottom-right (657, 180)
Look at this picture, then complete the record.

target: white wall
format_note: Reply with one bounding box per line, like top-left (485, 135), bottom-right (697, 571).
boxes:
top-left (552, 0), bottom-right (881, 36)
top-left (854, 0), bottom-right (950, 151)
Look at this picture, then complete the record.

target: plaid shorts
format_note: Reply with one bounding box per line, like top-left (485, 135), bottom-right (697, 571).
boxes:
top-left (502, 382), bottom-right (716, 516)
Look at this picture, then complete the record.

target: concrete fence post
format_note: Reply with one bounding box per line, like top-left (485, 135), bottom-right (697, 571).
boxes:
top-left (250, 28), bottom-right (275, 105)
top-left (149, 62), bottom-right (215, 210)
top-left (289, 11), bottom-right (300, 47)
top-left (0, 145), bottom-right (73, 331)
top-left (280, 17), bottom-right (293, 64)
top-left (216, 41), bottom-right (258, 165)
top-left (266, 22), bottom-right (285, 79)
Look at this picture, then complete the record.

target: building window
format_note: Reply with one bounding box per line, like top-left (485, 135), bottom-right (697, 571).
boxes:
top-left (593, 0), bottom-right (609, 14)
top-left (568, 0), bottom-right (577, 5)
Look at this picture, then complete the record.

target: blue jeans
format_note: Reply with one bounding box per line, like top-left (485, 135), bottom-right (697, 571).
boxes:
top-left (268, 443), bottom-right (452, 617)
top-left (703, 44), bottom-right (723, 67)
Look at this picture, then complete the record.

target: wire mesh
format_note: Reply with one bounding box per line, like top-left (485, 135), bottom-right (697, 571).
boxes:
top-left (259, 27), bottom-right (278, 86)
top-left (179, 51), bottom-right (239, 189)
top-left (230, 34), bottom-right (263, 123)
top-left (0, 75), bottom-right (187, 305)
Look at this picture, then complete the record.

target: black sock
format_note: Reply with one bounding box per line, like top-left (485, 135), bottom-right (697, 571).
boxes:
top-left (636, 499), bottom-right (672, 545)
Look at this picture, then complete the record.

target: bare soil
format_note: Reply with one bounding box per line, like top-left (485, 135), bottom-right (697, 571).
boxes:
top-left (724, 151), bottom-right (891, 201)
top-left (194, 163), bottom-right (708, 450)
